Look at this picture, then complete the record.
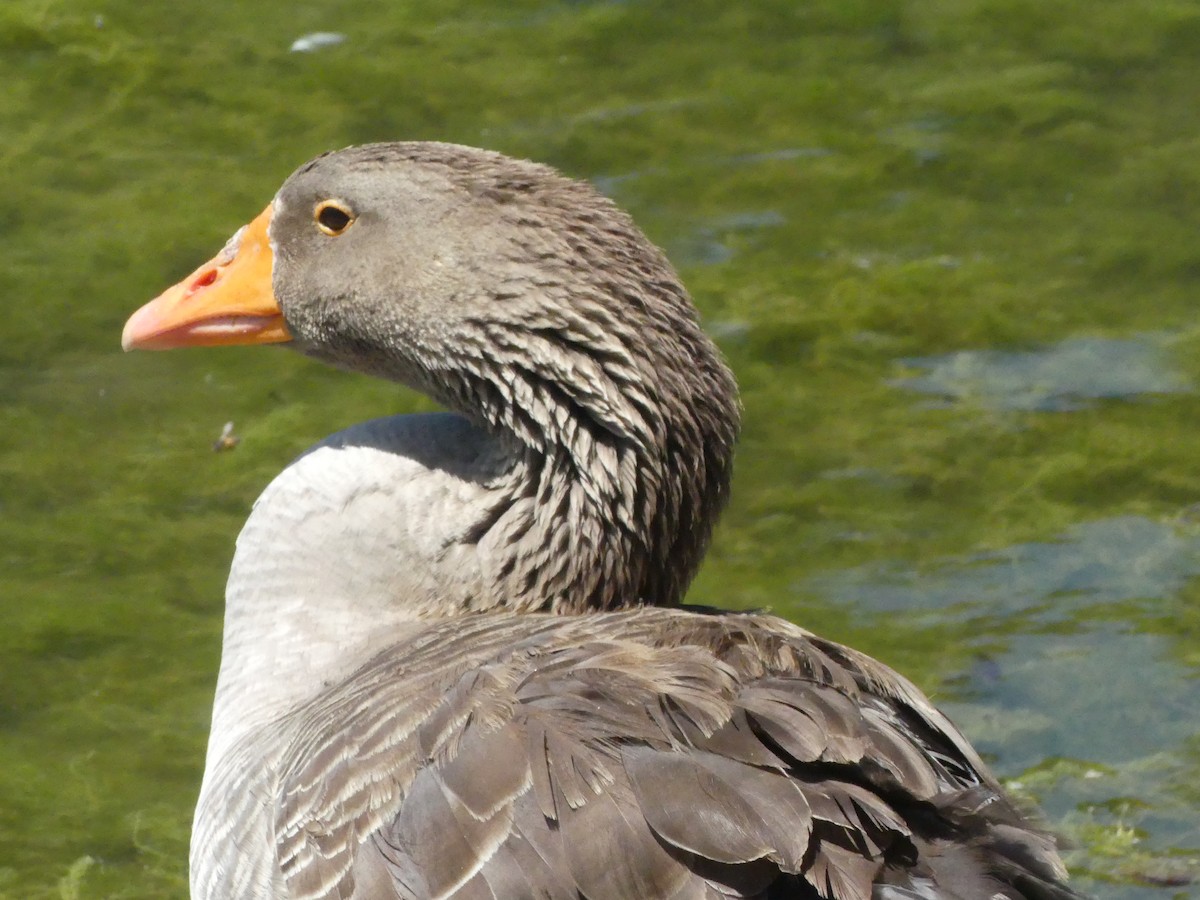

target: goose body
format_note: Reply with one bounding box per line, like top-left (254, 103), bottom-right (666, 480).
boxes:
top-left (123, 143), bottom-right (1083, 900)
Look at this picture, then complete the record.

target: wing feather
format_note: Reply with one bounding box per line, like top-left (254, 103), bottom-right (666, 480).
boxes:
top-left (206, 610), bottom-right (1084, 900)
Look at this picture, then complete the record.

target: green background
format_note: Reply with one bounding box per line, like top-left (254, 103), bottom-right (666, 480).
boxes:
top-left (2, 0), bottom-right (1199, 896)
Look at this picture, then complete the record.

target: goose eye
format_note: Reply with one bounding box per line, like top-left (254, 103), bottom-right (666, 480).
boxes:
top-left (315, 200), bottom-right (355, 236)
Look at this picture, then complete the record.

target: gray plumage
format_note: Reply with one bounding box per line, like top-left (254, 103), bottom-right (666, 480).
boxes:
top-left (177, 143), bottom-right (1085, 899)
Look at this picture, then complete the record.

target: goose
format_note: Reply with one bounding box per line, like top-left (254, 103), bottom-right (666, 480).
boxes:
top-left (122, 142), bottom-right (1083, 900)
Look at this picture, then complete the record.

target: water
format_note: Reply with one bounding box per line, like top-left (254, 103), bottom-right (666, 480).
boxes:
top-left (3, 0), bottom-right (1200, 896)
top-left (893, 336), bottom-right (1191, 412)
top-left (811, 517), bottom-right (1200, 894)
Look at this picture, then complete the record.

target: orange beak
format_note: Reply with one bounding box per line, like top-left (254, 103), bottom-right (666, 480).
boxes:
top-left (122, 204), bottom-right (292, 351)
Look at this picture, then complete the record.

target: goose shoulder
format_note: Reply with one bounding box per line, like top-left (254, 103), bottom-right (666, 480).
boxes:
top-left (196, 609), bottom-right (1071, 900)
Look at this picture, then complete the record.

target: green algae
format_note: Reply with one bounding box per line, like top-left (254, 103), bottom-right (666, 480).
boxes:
top-left (3, 0), bottom-right (1200, 896)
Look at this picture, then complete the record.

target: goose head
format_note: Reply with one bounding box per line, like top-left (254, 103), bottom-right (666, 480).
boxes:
top-left (124, 142), bottom-right (740, 614)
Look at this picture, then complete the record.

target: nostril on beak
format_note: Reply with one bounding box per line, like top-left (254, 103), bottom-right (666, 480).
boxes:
top-left (190, 268), bottom-right (219, 293)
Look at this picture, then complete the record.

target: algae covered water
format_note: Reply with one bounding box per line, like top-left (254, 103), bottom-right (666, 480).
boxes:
top-left (2, 1), bottom-right (1199, 896)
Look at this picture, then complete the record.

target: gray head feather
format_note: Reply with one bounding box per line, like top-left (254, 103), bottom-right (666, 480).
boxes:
top-left (267, 142), bottom-right (740, 613)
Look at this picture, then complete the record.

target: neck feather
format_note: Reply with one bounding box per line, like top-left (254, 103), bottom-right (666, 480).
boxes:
top-left (435, 289), bottom-right (739, 614)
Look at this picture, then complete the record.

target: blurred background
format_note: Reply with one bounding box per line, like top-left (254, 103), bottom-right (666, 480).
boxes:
top-left (2, 1), bottom-right (1199, 896)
